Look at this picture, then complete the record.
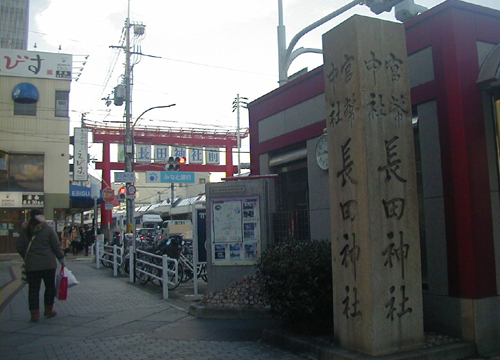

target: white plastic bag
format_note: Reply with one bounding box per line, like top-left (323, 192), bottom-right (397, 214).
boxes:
top-left (63, 266), bottom-right (80, 288)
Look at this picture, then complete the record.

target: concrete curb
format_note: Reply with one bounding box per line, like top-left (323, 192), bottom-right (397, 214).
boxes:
top-left (189, 304), bottom-right (273, 319)
top-left (262, 328), bottom-right (477, 360)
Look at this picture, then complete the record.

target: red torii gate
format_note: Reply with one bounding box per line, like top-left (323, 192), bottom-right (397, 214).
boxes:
top-left (86, 123), bottom-right (248, 229)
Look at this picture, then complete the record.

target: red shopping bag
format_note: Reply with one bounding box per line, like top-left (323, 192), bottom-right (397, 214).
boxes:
top-left (57, 266), bottom-right (68, 300)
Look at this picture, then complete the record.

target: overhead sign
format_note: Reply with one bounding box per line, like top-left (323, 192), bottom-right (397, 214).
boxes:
top-left (205, 148), bottom-right (220, 164)
top-left (146, 171), bottom-right (195, 184)
top-left (114, 172), bottom-right (135, 183)
top-left (189, 148), bottom-right (203, 164)
top-left (136, 144), bottom-right (152, 163)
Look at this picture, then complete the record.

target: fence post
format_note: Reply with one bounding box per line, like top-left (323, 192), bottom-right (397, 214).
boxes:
top-left (129, 249), bottom-right (135, 283)
top-left (113, 245), bottom-right (118, 277)
top-left (162, 255), bottom-right (169, 300)
top-left (96, 236), bottom-right (101, 269)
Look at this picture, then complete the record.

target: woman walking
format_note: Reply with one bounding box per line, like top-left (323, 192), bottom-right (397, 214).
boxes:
top-left (17, 209), bottom-right (65, 322)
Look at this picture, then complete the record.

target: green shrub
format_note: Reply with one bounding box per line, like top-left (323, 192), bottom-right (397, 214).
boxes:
top-left (256, 238), bottom-right (333, 334)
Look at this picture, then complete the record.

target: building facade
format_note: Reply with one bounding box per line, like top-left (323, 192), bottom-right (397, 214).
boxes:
top-left (248, 0), bottom-right (500, 354)
top-left (0, 49), bottom-right (72, 253)
top-left (0, 0), bottom-right (29, 50)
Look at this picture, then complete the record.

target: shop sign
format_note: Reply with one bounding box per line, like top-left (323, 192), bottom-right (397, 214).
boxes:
top-left (0, 192), bottom-right (22, 207)
top-left (22, 193), bottom-right (44, 207)
top-left (73, 127), bottom-right (89, 181)
top-left (0, 49), bottom-right (72, 80)
top-left (145, 171), bottom-right (195, 183)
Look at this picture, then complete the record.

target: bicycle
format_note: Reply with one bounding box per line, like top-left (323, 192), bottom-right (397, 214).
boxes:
top-left (134, 236), bottom-right (183, 290)
top-left (177, 243), bottom-right (207, 283)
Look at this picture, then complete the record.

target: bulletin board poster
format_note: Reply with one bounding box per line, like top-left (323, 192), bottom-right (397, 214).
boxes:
top-left (211, 196), bottom-right (260, 265)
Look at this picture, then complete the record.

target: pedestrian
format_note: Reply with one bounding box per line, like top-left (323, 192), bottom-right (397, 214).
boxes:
top-left (70, 225), bottom-right (78, 255)
top-left (16, 209), bottom-right (65, 322)
top-left (70, 226), bottom-right (81, 255)
top-left (60, 226), bottom-right (70, 256)
top-left (84, 225), bottom-right (95, 256)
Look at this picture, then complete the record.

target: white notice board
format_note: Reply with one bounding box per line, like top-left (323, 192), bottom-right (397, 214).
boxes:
top-left (210, 196), bottom-right (260, 265)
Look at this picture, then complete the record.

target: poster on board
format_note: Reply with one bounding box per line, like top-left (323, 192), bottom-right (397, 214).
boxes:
top-left (211, 196), bottom-right (260, 265)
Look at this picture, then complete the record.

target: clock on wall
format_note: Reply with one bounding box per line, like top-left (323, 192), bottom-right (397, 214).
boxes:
top-left (315, 134), bottom-right (328, 170)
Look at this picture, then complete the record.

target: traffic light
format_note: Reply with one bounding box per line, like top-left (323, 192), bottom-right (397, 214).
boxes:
top-left (165, 156), bottom-right (186, 171)
top-left (118, 187), bottom-right (126, 201)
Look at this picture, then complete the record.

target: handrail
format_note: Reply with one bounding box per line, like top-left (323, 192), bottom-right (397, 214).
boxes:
top-left (135, 248), bottom-right (178, 299)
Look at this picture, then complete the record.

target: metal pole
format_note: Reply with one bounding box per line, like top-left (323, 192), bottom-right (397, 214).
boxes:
top-left (124, 8), bottom-right (133, 233)
top-left (278, 0), bottom-right (362, 85)
top-left (170, 183), bottom-right (174, 207)
top-left (124, 0), bottom-right (135, 281)
top-left (236, 94), bottom-right (241, 176)
top-left (277, 0), bottom-right (287, 86)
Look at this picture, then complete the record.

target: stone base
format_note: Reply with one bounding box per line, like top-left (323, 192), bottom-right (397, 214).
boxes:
top-left (262, 329), bottom-right (477, 360)
top-left (189, 304), bottom-right (273, 319)
top-left (423, 293), bottom-right (500, 355)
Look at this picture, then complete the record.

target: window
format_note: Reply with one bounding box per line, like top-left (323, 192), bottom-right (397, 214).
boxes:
top-left (199, 178), bottom-right (206, 184)
top-left (0, 150), bottom-right (44, 191)
top-left (14, 102), bottom-right (36, 116)
top-left (55, 91), bottom-right (69, 117)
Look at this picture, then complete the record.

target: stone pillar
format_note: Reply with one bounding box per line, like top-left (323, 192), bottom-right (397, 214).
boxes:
top-left (322, 15), bottom-right (423, 356)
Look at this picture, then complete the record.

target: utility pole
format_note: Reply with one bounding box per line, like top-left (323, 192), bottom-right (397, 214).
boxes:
top-left (232, 94), bottom-right (248, 176)
top-left (124, 3), bottom-right (134, 235)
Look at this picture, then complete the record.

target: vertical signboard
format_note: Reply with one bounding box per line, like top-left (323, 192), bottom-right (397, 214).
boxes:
top-left (73, 127), bottom-right (89, 181)
top-left (117, 144), bottom-right (125, 163)
top-left (196, 208), bottom-right (207, 262)
top-left (323, 15), bottom-right (423, 356)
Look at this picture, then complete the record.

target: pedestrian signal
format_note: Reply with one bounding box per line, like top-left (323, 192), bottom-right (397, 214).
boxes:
top-left (118, 187), bottom-right (126, 201)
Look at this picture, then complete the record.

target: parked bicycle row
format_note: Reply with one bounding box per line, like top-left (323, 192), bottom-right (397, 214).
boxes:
top-left (95, 233), bottom-right (207, 297)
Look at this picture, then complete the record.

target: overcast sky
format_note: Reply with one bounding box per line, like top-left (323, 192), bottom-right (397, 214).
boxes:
top-left (28, 0), bottom-right (500, 177)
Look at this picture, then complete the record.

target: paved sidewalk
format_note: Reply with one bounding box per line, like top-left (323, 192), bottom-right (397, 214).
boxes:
top-left (0, 256), bottom-right (303, 360)
top-left (2, 255), bottom-right (500, 360)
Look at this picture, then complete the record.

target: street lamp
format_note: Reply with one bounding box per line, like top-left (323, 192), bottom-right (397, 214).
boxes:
top-left (128, 104), bottom-right (176, 223)
top-left (277, 0), bottom-right (404, 86)
top-left (132, 104), bottom-right (177, 128)
top-left (126, 103), bottom-right (176, 283)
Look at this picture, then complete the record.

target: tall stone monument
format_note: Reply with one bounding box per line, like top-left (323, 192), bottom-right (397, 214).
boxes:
top-left (322, 15), bottom-right (423, 356)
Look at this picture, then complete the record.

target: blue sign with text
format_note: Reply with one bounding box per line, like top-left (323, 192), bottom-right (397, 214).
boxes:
top-left (146, 171), bottom-right (195, 184)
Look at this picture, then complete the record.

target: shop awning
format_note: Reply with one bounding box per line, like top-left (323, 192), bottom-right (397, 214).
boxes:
top-left (70, 184), bottom-right (103, 208)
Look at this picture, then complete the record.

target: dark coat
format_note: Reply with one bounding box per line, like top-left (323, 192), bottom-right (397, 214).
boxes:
top-left (17, 220), bottom-right (65, 272)
top-left (84, 229), bottom-right (95, 246)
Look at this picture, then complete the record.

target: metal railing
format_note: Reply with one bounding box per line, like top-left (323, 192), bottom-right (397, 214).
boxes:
top-left (95, 241), bottom-right (125, 277)
top-left (135, 248), bottom-right (178, 299)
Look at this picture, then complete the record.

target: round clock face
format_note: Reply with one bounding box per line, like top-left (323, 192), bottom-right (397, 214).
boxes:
top-left (315, 134), bottom-right (328, 170)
